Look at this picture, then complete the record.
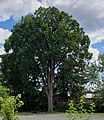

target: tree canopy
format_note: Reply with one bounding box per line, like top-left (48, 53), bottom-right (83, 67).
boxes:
top-left (0, 7), bottom-right (92, 112)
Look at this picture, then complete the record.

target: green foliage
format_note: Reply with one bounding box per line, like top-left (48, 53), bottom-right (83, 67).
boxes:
top-left (0, 84), bottom-right (9, 98)
top-left (0, 94), bottom-right (24, 120)
top-left (93, 54), bottom-right (104, 112)
top-left (66, 96), bottom-right (95, 120)
top-left (99, 54), bottom-right (104, 71)
top-left (66, 100), bottom-right (77, 120)
top-left (94, 81), bottom-right (104, 112)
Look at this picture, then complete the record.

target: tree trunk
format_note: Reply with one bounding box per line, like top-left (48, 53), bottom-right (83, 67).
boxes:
top-left (47, 87), bottom-right (53, 112)
top-left (47, 60), bottom-right (54, 112)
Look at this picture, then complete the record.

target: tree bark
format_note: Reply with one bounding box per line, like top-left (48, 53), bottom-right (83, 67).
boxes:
top-left (47, 85), bottom-right (53, 112)
top-left (47, 60), bottom-right (54, 112)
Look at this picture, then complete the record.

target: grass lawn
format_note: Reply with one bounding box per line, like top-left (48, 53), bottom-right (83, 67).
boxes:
top-left (92, 113), bottom-right (104, 116)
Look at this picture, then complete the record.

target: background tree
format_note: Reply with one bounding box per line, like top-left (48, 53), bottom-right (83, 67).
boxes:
top-left (85, 62), bottom-right (100, 92)
top-left (93, 54), bottom-right (104, 112)
top-left (1, 7), bottom-right (91, 112)
top-left (99, 54), bottom-right (104, 72)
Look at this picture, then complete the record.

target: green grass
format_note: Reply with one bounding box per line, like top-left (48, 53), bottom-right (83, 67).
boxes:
top-left (92, 113), bottom-right (104, 116)
top-left (69, 113), bottom-right (104, 117)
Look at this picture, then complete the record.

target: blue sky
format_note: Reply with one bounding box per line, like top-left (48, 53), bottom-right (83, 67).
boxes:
top-left (0, 17), bottom-right (18, 31)
top-left (0, 0), bottom-right (104, 62)
top-left (92, 41), bottom-right (104, 55)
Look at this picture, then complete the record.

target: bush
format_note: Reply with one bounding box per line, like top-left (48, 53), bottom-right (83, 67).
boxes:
top-left (0, 84), bottom-right (9, 98)
top-left (66, 96), bottom-right (95, 120)
top-left (0, 94), bottom-right (24, 120)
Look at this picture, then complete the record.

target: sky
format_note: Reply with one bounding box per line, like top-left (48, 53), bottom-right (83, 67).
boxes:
top-left (0, 0), bottom-right (104, 62)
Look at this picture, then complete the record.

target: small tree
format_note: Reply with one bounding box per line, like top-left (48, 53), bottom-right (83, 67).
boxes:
top-left (0, 94), bottom-right (24, 120)
top-left (66, 96), bottom-right (95, 120)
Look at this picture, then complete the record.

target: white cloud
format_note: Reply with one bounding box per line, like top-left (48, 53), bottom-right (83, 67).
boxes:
top-left (0, 46), bottom-right (5, 55)
top-left (88, 46), bottom-right (99, 63)
top-left (0, 0), bottom-right (47, 22)
top-left (0, 28), bottom-right (11, 55)
top-left (0, 28), bottom-right (11, 44)
top-left (89, 29), bottom-right (104, 45)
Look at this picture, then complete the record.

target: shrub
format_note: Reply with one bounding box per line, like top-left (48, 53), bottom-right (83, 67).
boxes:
top-left (66, 96), bottom-right (95, 120)
top-left (0, 94), bottom-right (24, 120)
top-left (0, 84), bottom-right (9, 98)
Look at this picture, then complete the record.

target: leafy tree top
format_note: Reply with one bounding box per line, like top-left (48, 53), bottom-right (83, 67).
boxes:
top-left (4, 7), bottom-right (91, 62)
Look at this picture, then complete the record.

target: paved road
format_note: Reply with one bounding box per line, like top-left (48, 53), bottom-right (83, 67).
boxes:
top-left (0, 114), bottom-right (104, 120)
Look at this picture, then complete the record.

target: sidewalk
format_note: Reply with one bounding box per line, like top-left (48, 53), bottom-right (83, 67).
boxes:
top-left (0, 114), bottom-right (104, 120)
